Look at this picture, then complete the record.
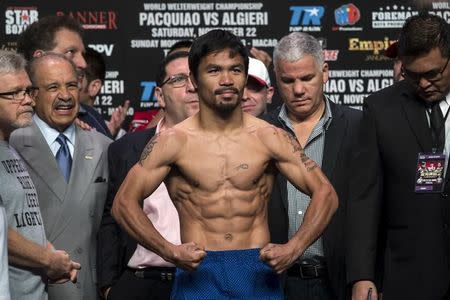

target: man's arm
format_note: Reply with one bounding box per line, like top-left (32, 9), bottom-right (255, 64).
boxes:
top-left (347, 101), bottom-right (382, 300)
top-left (259, 126), bottom-right (338, 273)
top-left (111, 129), bottom-right (205, 270)
top-left (96, 142), bottom-right (124, 297)
top-left (8, 228), bottom-right (80, 282)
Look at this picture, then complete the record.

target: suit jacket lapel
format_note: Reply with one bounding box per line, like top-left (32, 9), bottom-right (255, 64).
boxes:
top-left (322, 102), bottom-right (346, 180)
top-left (400, 83), bottom-right (433, 152)
top-left (18, 122), bottom-right (67, 202)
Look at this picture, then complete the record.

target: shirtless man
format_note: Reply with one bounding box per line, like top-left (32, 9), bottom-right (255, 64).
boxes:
top-left (112, 29), bottom-right (338, 300)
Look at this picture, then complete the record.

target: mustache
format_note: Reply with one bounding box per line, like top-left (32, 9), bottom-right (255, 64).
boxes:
top-left (20, 107), bottom-right (34, 114)
top-left (214, 87), bottom-right (239, 95)
top-left (54, 99), bottom-right (76, 108)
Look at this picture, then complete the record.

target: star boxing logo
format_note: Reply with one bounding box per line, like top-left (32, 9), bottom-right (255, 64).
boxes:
top-left (56, 11), bottom-right (118, 30)
top-left (5, 7), bottom-right (38, 35)
top-left (289, 6), bottom-right (325, 32)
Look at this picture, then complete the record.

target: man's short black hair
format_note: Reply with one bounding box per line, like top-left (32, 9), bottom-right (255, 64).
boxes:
top-left (156, 51), bottom-right (189, 87)
top-left (188, 30), bottom-right (249, 81)
top-left (17, 15), bottom-right (83, 61)
top-left (398, 12), bottom-right (450, 58)
top-left (84, 47), bottom-right (106, 84)
top-left (168, 40), bottom-right (193, 55)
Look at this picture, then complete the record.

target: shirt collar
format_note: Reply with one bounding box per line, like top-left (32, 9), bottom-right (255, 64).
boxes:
top-left (33, 114), bottom-right (76, 147)
top-left (277, 95), bottom-right (333, 131)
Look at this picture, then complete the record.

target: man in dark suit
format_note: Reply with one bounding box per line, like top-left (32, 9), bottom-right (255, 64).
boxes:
top-left (17, 15), bottom-right (129, 140)
top-left (264, 32), bottom-right (361, 300)
top-left (10, 53), bottom-right (111, 300)
top-left (347, 13), bottom-right (450, 300)
top-left (97, 51), bottom-right (198, 300)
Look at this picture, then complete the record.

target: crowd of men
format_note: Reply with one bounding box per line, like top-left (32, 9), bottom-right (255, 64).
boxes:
top-left (0, 10), bottom-right (449, 300)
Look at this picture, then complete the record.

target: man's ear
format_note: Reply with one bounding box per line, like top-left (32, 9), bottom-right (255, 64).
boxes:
top-left (32, 50), bottom-right (45, 58)
top-left (88, 79), bottom-right (102, 98)
top-left (266, 86), bottom-right (274, 104)
top-left (155, 86), bottom-right (165, 108)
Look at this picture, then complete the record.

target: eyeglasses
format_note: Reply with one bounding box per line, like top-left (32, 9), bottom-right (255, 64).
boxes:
top-left (160, 73), bottom-right (190, 88)
top-left (0, 87), bottom-right (38, 102)
top-left (401, 56), bottom-right (450, 83)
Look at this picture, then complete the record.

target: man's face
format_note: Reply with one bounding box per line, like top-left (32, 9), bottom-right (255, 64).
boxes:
top-left (275, 55), bottom-right (328, 121)
top-left (156, 57), bottom-right (199, 123)
top-left (51, 28), bottom-right (87, 74)
top-left (192, 48), bottom-right (247, 114)
top-left (0, 70), bottom-right (34, 137)
top-left (241, 77), bottom-right (273, 117)
top-left (401, 47), bottom-right (450, 103)
top-left (33, 58), bottom-right (80, 132)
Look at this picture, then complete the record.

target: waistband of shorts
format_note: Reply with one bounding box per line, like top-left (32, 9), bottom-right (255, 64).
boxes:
top-left (204, 248), bottom-right (261, 260)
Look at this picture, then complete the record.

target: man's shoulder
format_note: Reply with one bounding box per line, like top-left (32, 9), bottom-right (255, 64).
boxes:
top-left (79, 127), bottom-right (112, 150)
top-left (365, 80), bottom-right (411, 106)
top-left (261, 106), bottom-right (283, 127)
top-left (329, 101), bottom-right (362, 123)
top-left (109, 128), bottom-right (156, 152)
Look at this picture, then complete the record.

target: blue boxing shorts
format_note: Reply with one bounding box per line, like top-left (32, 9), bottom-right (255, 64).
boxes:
top-left (170, 248), bottom-right (283, 300)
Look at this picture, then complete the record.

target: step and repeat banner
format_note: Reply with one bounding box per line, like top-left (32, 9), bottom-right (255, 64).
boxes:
top-left (1, 0), bottom-right (449, 122)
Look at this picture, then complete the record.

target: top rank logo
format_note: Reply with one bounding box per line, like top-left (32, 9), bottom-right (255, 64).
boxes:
top-left (289, 6), bottom-right (324, 32)
top-left (372, 5), bottom-right (417, 29)
top-left (5, 7), bottom-right (38, 35)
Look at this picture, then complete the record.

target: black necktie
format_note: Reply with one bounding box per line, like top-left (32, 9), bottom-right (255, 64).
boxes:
top-left (429, 102), bottom-right (445, 152)
top-left (55, 134), bottom-right (72, 182)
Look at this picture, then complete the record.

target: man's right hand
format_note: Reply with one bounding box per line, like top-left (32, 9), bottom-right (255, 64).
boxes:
top-left (352, 280), bottom-right (378, 300)
top-left (46, 249), bottom-right (81, 282)
top-left (169, 242), bottom-right (206, 271)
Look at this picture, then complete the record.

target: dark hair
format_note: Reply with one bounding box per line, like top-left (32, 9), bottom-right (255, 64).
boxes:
top-left (168, 40), bottom-right (193, 55)
top-left (398, 12), bottom-right (449, 58)
top-left (188, 29), bottom-right (248, 80)
top-left (84, 47), bottom-right (106, 84)
top-left (156, 51), bottom-right (189, 86)
top-left (17, 15), bottom-right (83, 61)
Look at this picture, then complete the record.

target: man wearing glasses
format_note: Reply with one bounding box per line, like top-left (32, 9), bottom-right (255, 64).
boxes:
top-left (97, 51), bottom-right (198, 300)
top-left (9, 53), bottom-right (111, 300)
top-left (348, 13), bottom-right (450, 300)
top-left (0, 50), bottom-right (81, 300)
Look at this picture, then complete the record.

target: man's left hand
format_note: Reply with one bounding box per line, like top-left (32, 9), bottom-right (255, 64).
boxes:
top-left (260, 242), bottom-right (300, 274)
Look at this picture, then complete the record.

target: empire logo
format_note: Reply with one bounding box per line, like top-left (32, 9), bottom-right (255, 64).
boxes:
top-left (56, 11), bottom-right (117, 30)
top-left (348, 37), bottom-right (396, 55)
top-left (5, 7), bottom-right (38, 35)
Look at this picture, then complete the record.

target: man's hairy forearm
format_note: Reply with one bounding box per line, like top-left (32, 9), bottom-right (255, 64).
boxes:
top-left (7, 227), bottom-right (51, 269)
top-left (290, 183), bottom-right (338, 254)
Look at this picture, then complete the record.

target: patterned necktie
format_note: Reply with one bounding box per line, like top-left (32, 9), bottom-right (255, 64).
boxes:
top-left (55, 134), bottom-right (72, 182)
top-left (429, 101), bottom-right (445, 152)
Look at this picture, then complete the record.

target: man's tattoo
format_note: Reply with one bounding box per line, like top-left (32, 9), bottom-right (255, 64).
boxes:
top-left (236, 163), bottom-right (249, 170)
top-left (283, 131), bottom-right (302, 153)
top-left (224, 233), bottom-right (233, 241)
top-left (300, 149), bottom-right (309, 163)
top-left (299, 149), bottom-right (318, 171)
top-left (139, 135), bottom-right (158, 165)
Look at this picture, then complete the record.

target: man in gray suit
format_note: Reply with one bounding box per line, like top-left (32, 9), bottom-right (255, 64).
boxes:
top-left (10, 53), bottom-right (111, 299)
